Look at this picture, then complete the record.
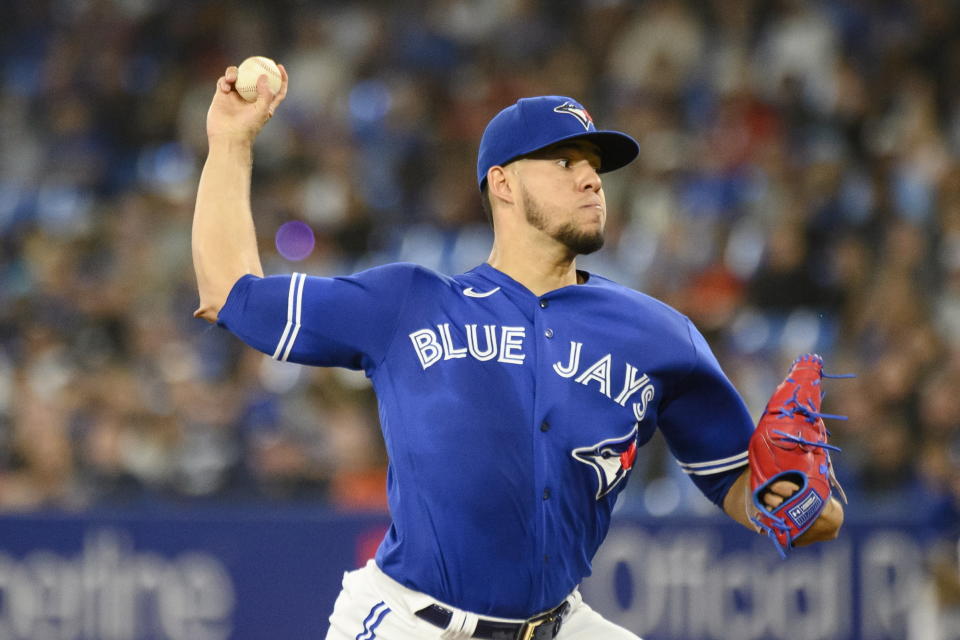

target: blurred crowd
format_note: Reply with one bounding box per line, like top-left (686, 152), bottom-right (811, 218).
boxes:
top-left (1, 0), bottom-right (959, 556)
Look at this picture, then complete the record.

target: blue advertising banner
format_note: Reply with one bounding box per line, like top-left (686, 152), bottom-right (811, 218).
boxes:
top-left (580, 518), bottom-right (933, 640)
top-left (0, 510), bottom-right (938, 639)
top-left (0, 509), bottom-right (390, 640)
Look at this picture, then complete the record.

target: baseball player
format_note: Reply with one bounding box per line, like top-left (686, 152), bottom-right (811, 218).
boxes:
top-left (193, 67), bottom-right (844, 639)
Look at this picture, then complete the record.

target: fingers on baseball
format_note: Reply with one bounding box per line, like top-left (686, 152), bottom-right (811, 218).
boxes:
top-left (216, 67), bottom-right (239, 95)
top-left (251, 75), bottom-right (275, 119)
top-left (266, 64), bottom-right (289, 118)
top-left (761, 480), bottom-right (800, 510)
top-left (277, 64), bottom-right (289, 97)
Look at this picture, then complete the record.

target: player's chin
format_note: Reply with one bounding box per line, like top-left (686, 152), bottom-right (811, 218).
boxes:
top-left (581, 218), bottom-right (606, 248)
top-left (565, 230), bottom-right (605, 255)
top-left (583, 212), bottom-right (606, 236)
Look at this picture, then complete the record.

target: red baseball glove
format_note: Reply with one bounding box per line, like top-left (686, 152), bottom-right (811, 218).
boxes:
top-left (749, 353), bottom-right (849, 557)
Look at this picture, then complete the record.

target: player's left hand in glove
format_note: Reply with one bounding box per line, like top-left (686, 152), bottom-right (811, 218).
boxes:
top-left (748, 353), bottom-right (849, 557)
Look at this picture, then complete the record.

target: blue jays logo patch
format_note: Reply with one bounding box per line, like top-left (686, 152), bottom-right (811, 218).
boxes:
top-left (572, 425), bottom-right (639, 500)
top-left (553, 102), bottom-right (595, 131)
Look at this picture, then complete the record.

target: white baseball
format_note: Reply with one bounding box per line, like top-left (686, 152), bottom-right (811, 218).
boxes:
top-left (235, 56), bottom-right (282, 102)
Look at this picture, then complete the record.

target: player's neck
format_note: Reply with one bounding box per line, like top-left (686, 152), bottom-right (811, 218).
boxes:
top-left (486, 241), bottom-right (580, 296)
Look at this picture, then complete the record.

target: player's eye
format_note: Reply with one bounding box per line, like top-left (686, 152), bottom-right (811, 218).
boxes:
top-left (556, 158), bottom-right (570, 169)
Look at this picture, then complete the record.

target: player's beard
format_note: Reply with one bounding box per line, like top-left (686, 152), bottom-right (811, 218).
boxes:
top-left (521, 186), bottom-right (605, 255)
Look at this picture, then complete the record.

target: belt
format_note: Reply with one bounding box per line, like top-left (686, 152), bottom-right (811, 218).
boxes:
top-left (415, 600), bottom-right (570, 640)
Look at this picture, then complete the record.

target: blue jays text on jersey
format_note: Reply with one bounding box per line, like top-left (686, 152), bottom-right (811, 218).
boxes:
top-left (217, 262), bottom-right (755, 619)
top-left (408, 324), bottom-right (658, 422)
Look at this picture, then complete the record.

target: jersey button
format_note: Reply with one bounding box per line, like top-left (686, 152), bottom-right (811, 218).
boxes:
top-left (540, 421), bottom-right (550, 432)
top-left (539, 300), bottom-right (549, 309)
top-left (542, 488), bottom-right (551, 500)
top-left (544, 328), bottom-right (554, 338)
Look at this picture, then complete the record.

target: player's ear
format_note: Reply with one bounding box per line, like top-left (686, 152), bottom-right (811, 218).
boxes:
top-left (487, 165), bottom-right (515, 207)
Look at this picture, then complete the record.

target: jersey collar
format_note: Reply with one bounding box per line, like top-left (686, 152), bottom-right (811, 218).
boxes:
top-left (470, 262), bottom-right (593, 299)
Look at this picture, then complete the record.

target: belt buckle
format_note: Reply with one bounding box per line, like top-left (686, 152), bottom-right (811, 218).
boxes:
top-left (515, 603), bottom-right (567, 640)
top-left (515, 619), bottom-right (544, 640)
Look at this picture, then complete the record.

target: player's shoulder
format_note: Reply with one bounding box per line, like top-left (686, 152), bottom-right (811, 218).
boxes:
top-left (587, 273), bottom-right (691, 328)
top-left (586, 273), bottom-right (704, 368)
top-left (351, 261), bottom-right (460, 291)
top-left (353, 261), bottom-right (426, 276)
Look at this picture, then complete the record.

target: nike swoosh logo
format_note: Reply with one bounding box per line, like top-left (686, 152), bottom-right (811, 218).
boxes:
top-left (463, 286), bottom-right (501, 298)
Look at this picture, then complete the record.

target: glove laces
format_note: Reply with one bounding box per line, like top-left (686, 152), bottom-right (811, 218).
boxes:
top-left (772, 387), bottom-right (847, 453)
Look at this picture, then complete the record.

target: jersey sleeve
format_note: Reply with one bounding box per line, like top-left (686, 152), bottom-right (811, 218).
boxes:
top-left (657, 319), bottom-right (755, 507)
top-left (216, 263), bottom-right (417, 372)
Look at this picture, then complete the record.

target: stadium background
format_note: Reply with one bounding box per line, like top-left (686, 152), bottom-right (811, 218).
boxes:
top-left (0, 0), bottom-right (959, 638)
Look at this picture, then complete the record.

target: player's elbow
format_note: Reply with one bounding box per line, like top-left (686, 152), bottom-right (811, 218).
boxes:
top-left (193, 281), bottom-right (234, 324)
top-left (193, 273), bottom-right (248, 323)
top-left (194, 301), bottom-right (221, 324)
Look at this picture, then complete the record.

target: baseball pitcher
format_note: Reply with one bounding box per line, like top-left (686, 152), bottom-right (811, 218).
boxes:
top-left (192, 66), bottom-right (845, 640)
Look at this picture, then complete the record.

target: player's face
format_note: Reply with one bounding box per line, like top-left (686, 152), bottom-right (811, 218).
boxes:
top-left (515, 141), bottom-right (606, 255)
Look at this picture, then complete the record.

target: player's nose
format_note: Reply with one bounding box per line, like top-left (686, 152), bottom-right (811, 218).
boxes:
top-left (577, 162), bottom-right (602, 192)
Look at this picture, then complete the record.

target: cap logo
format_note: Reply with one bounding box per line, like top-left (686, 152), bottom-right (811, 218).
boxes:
top-left (553, 101), bottom-right (594, 131)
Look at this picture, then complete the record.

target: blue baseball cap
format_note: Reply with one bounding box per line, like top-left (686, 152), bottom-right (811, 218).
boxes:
top-left (477, 95), bottom-right (639, 189)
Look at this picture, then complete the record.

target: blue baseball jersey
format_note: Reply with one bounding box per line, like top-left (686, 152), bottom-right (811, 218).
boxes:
top-left (217, 262), bottom-right (754, 618)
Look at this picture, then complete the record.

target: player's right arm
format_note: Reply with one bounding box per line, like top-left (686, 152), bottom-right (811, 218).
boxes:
top-left (192, 64), bottom-right (288, 323)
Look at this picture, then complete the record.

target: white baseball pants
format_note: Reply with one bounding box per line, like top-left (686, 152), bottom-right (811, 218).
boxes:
top-left (325, 559), bottom-right (640, 640)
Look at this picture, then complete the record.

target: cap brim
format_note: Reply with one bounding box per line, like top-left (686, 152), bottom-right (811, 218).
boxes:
top-left (553, 130), bottom-right (640, 174)
top-left (501, 130), bottom-right (639, 176)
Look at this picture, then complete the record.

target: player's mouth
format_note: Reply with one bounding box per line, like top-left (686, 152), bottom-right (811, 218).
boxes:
top-left (580, 201), bottom-right (604, 220)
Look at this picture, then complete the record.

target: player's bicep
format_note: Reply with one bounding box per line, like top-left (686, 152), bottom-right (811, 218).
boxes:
top-left (658, 320), bottom-right (754, 506)
top-left (217, 273), bottom-right (303, 360)
top-left (659, 380), bottom-right (753, 506)
top-left (287, 270), bottom-right (409, 369)
top-left (217, 265), bottom-right (413, 370)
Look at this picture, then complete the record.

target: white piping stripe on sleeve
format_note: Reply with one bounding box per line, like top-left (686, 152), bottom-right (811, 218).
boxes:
top-left (679, 458), bottom-right (749, 476)
top-left (678, 450), bottom-right (748, 469)
top-left (271, 273), bottom-right (301, 360)
top-left (281, 273), bottom-right (307, 362)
